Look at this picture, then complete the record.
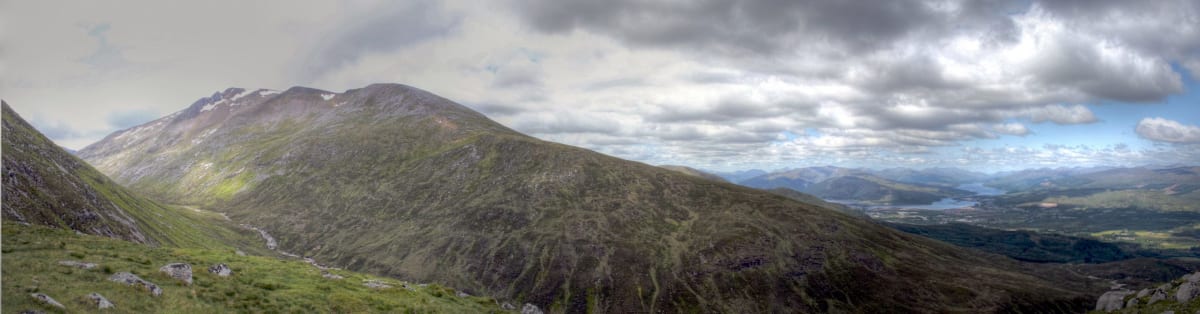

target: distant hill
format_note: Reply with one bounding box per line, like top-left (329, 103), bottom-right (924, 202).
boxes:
top-left (739, 166), bottom-right (971, 205)
top-left (658, 165), bottom-right (728, 182)
top-left (867, 167), bottom-right (990, 187)
top-left (712, 168), bottom-right (767, 182)
top-left (78, 83), bottom-right (1097, 312)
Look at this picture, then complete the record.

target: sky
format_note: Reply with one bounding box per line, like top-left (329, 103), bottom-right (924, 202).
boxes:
top-left (4, 0), bottom-right (1200, 173)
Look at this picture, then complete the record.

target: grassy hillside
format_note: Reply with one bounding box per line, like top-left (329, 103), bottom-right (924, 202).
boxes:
top-left (80, 84), bottom-right (1102, 312)
top-left (2, 223), bottom-right (508, 313)
top-left (659, 165), bottom-right (728, 182)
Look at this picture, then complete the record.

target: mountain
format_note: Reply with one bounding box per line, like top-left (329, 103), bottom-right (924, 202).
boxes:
top-left (740, 167), bottom-right (971, 205)
top-left (1, 102), bottom-right (499, 313)
top-left (658, 165), bottom-right (727, 182)
top-left (867, 167), bottom-right (990, 187)
top-left (79, 84), bottom-right (1098, 312)
top-left (712, 169), bottom-right (767, 182)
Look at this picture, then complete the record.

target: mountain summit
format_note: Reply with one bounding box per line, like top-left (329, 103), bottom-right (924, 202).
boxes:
top-left (80, 84), bottom-right (1095, 312)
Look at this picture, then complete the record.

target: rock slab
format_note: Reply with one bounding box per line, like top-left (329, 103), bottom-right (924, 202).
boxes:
top-left (159, 263), bottom-right (193, 285)
top-left (1177, 282), bottom-right (1199, 303)
top-left (30, 293), bottom-right (64, 309)
top-left (57, 260), bottom-right (97, 269)
top-left (522, 303), bottom-right (544, 314)
top-left (88, 292), bottom-right (115, 309)
top-left (208, 263), bottom-right (232, 277)
top-left (109, 272), bottom-right (163, 296)
top-left (1095, 290), bottom-right (1133, 312)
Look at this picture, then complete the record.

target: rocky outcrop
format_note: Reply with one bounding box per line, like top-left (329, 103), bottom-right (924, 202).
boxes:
top-left (521, 303), bottom-right (544, 314)
top-left (1095, 290), bottom-right (1133, 312)
top-left (88, 292), bottom-right (115, 309)
top-left (208, 263), bottom-right (232, 277)
top-left (109, 272), bottom-right (163, 296)
top-left (30, 293), bottom-right (64, 309)
top-left (58, 260), bottom-right (97, 269)
top-left (1177, 282), bottom-right (1199, 303)
top-left (321, 271), bottom-right (343, 280)
top-left (159, 263), bottom-right (193, 285)
top-left (1150, 287), bottom-right (1169, 304)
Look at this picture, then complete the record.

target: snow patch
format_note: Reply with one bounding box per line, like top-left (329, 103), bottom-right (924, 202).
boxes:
top-left (320, 93), bottom-right (336, 101)
top-left (200, 99), bottom-right (226, 112)
top-left (231, 89), bottom-right (255, 101)
top-left (259, 90), bottom-right (280, 96)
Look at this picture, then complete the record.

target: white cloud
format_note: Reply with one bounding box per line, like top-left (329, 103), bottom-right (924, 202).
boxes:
top-left (1136, 117), bottom-right (1200, 144)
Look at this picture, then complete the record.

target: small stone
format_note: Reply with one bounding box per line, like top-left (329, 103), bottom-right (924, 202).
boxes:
top-left (1095, 290), bottom-right (1133, 312)
top-left (235, 249), bottom-right (246, 256)
top-left (521, 303), bottom-right (544, 314)
top-left (88, 292), bottom-right (114, 309)
top-left (30, 293), bottom-right (64, 309)
top-left (1177, 282), bottom-right (1199, 303)
top-left (322, 271), bottom-right (344, 280)
top-left (159, 263), bottom-right (193, 285)
top-left (501, 302), bottom-right (517, 310)
top-left (456, 291), bottom-right (471, 297)
top-left (58, 260), bottom-right (97, 269)
top-left (208, 263), bottom-right (232, 277)
top-left (109, 272), bottom-right (163, 296)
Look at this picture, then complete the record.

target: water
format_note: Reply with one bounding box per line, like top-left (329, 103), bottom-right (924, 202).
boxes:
top-left (831, 182), bottom-right (1006, 211)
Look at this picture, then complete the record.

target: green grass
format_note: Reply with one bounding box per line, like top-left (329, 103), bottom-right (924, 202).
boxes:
top-left (2, 222), bottom-right (510, 313)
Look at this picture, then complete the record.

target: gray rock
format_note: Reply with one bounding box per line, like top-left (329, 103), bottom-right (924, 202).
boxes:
top-left (30, 293), bottom-right (64, 309)
top-left (501, 302), bottom-right (517, 310)
top-left (88, 292), bottom-right (114, 309)
top-left (321, 271), bottom-right (344, 280)
top-left (1149, 288), bottom-right (1168, 305)
top-left (208, 263), bottom-right (232, 277)
top-left (1177, 282), bottom-right (1199, 302)
top-left (1162, 311), bottom-right (1175, 314)
top-left (109, 272), bottom-right (163, 296)
top-left (1095, 290), bottom-right (1133, 312)
top-left (1126, 297), bottom-right (1138, 309)
top-left (363, 279), bottom-right (392, 289)
top-left (159, 263), bottom-right (193, 285)
top-left (57, 260), bottom-right (97, 269)
top-left (522, 303), bottom-right (544, 314)
top-left (235, 249), bottom-right (246, 256)
top-left (1187, 272), bottom-right (1200, 283)
top-left (456, 291), bottom-right (471, 297)
top-left (1138, 288), bottom-right (1152, 298)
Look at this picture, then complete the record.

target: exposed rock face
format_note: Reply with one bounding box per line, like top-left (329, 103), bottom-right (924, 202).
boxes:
top-left (1185, 272), bottom-right (1200, 283)
top-left (1125, 297), bottom-right (1138, 308)
top-left (109, 272), bottom-right (163, 296)
top-left (88, 292), bottom-right (115, 309)
top-left (1095, 290), bottom-right (1133, 312)
top-left (1137, 288), bottom-right (1151, 298)
top-left (159, 263), bottom-right (193, 285)
top-left (208, 263), bottom-right (232, 277)
top-left (57, 260), bottom-right (97, 269)
top-left (521, 303), bottom-right (544, 314)
top-left (1177, 282), bottom-right (1199, 303)
top-left (30, 293), bottom-right (64, 309)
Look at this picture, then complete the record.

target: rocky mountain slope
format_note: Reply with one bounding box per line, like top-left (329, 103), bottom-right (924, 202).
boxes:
top-left (1, 102), bottom-right (504, 313)
top-left (80, 83), bottom-right (1100, 312)
top-left (659, 165), bottom-right (728, 182)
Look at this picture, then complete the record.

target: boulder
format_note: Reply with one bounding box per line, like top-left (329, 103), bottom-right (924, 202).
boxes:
top-left (30, 293), bottom-right (64, 309)
top-left (1187, 272), bottom-right (1200, 283)
top-left (522, 303), bottom-right (544, 314)
top-left (1125, 297), bottom-right (1138, 309)
top-left (1149, 288), bottom-right (1168, 305)
top-left (159, 263), bottom-right (193, 285)
top-left (109, 272), bottom-right (163, 296)
top-left (1177, 282), bottom-right (1199, 303)
top-left (1095, 290), bottom-right (1133, 312)
top-left (321, 271), bottom-right (344, 280)
top-left (1137, 288), bottom-right (1151, 298)
top-left (208, 263), bottom-right (232, 277)
top-left (501, 302), bottom-right (517, 310)
top-left (88, 292), bottom-right (115, 309)
top-left (58, 260), bottom-right (97, 269)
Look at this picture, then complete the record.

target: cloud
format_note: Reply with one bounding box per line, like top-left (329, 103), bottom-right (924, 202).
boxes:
top-left (1136, 117), bottom-right (1200, 144)
top-left (299, 1), bottom-right (461, 82)
top-left (106, 109), bottom-right (161, 129)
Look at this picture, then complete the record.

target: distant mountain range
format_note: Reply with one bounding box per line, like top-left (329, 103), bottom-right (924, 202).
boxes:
top-left (71, 84), bottom-right (1098, 312)
top-left (734, 166), bottom-right (974, 205)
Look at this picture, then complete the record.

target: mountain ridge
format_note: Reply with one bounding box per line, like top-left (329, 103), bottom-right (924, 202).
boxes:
top-left (78, 83), bottom-right (1099, 312)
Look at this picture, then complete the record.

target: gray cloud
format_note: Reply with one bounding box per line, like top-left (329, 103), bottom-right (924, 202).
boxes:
top-left (300, 1), bottom-right (461, 81)
top-left (106, 109), bottom-right (160, 129)
top-left (1136, 117), bottom-right (1200, 144)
